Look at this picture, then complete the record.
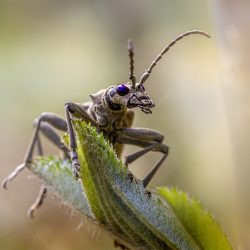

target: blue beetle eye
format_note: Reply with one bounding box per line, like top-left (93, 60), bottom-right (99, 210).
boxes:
top-left (116, 84), bottom-right (129, 96)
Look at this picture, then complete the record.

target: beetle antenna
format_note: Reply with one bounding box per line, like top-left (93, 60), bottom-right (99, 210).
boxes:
top-left (138, 30), bottom-right (211, 85)
top-left (128, 39), bottom-right (136, 88)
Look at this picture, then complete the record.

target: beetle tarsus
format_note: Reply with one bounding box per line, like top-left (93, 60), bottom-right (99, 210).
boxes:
top-left (126, 171), bottom-right (134, 183)
top-left (2, 163), bottom-right (26, 189)
top-left (27, 185), bottom-right (47, 218)
top-left (72, 161), bottom-right (81, 179)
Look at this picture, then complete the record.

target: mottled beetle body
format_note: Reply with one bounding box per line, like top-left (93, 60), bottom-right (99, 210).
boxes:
top-left (83, 83), bottom-right (154, 157)
top-left (2, 30), bottom-right (210, 219)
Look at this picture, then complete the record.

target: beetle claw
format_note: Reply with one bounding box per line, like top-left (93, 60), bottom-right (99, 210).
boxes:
top-left (72, 160), bottom-right (81, 179)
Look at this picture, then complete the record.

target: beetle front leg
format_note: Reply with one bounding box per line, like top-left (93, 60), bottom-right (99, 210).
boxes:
top-left (116, 128), bottom-right (169, 187)
top-left (65, 102), bottom-right (96, 178)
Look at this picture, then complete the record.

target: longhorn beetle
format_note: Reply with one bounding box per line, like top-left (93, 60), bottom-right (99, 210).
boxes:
top-left (2, 30), bottom-right (210, 218)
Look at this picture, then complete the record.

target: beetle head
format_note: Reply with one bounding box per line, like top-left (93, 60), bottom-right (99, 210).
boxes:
top-left (106, 83), bottom-right (154, 114)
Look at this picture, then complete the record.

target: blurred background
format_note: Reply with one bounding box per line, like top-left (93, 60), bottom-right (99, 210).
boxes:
top-left (0, 0), bottom-right (249, 249)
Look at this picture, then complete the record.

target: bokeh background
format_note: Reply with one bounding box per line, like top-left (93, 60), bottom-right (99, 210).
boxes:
top-left (0, 1), bottom-right (249, 249)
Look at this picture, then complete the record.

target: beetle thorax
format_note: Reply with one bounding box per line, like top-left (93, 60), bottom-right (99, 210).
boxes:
top-left (89, 88), bottom-right (128, 132)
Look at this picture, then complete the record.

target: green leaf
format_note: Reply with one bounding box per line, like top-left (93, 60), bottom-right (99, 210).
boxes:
top-left (30, 156), bottom-right (94, 220)
top-left (157, 187), bottom-right (233, 250)
top-left (72, 120), bottom-right (200, 249)
top-left (30, 121), bottom-right (232, 250)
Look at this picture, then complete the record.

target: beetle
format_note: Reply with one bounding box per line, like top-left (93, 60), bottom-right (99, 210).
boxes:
top-left (2, 30), bottom-right (210, 218)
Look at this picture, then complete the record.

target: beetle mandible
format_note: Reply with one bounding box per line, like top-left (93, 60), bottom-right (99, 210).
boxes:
top-left (2, 30), bottom-right (210, 217)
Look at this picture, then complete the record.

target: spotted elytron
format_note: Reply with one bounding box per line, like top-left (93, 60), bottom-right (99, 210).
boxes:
top-left (2, 30), bottom-right (210, 218)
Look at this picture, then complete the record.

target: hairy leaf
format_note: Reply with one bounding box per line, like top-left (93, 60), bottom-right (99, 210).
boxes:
top-left (157, 187), bottom-right (233, 250)
top-left (30, 121), bottom-right (232, 250)
top-left (31, 156), bottom-right (94, 220)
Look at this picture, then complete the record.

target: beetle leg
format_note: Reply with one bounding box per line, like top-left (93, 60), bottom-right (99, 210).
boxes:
top-left (124, 142), bottom-right (160, 166)
top-left (1, 163), bottom-right (26, 189)
top-left (2, 113), bottom-right (68, 189)
top-left (116, 128), bottom-right (169, 187)
top-left (142, 149), bottom-right (168, 187)
top-left (27, 122), bottom-right (71, 218)
top-left (65, 102), bottom-right (96, 178)
top-left (36, 134), bottom-right (43, 155)
top-left (39, 122), bottom-right (68, 157)
top-left (24, 113), bottom-right (68, 165)
top-left (2, 113), bottom-right (69, 216)
top-left (27, 184), bottom-right (47, 218)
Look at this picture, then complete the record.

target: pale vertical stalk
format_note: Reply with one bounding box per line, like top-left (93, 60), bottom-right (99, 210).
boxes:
top-left (212, 1), bottom-right (250, 248)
